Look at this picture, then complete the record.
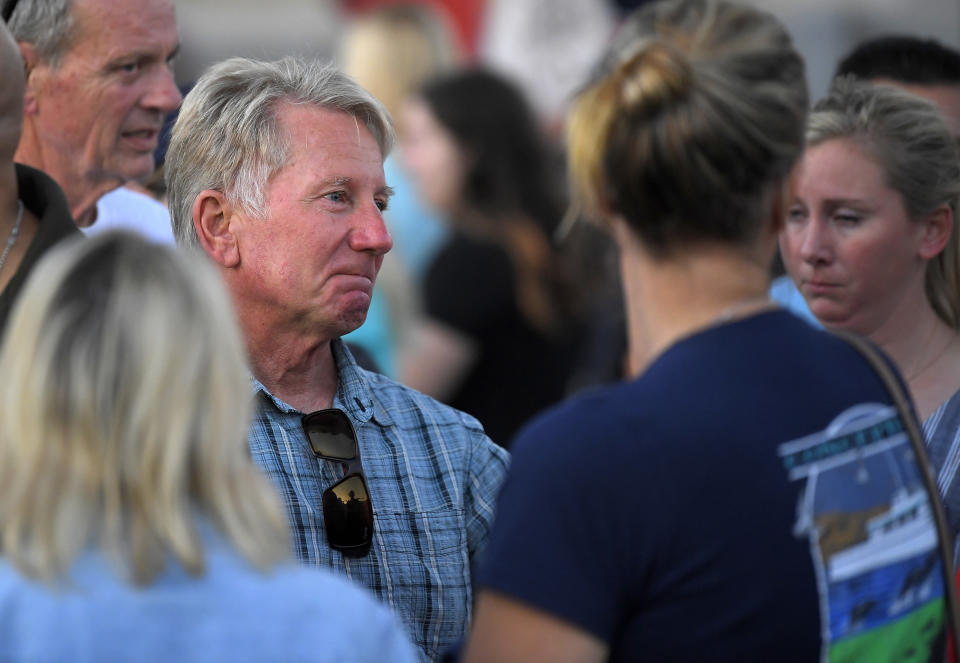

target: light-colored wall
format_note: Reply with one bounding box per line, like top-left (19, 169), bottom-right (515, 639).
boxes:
top-left (170, 0), bottom-right (344, 85)
top-left (169, 0), bottom-right (960, 106)
top-left (751, 0), bottom-right (960, 100)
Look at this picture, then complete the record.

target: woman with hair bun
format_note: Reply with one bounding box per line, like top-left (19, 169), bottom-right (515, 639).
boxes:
top-left (460, 1), bottom-right (954, 661)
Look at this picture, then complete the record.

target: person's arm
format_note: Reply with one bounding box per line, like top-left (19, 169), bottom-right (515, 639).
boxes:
top-left (401, 236), bottom-right (510, 399)
top-left (462, 591), bottom-right (608, 663)
top-left (400, 317), bottom-right (477, 399)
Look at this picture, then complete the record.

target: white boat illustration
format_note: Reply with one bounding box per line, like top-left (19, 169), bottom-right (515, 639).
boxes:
top-left (828, 487), bottom-right (937, 583)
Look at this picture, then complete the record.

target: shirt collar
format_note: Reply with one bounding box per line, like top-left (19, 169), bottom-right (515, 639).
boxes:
top-left (251, 339), bottom-right (395, 427)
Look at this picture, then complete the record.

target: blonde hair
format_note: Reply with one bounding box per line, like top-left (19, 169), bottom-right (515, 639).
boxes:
top-left (165, 57), bottom-right (394, 250)
top-left (0, 232), bottom-right (289, 585)
top-left (806, 77), bottom-right (960, 329)
top-left (342, 4), bottom-right (457, 122)
top-left (567, 0), bottom-right (808, 255)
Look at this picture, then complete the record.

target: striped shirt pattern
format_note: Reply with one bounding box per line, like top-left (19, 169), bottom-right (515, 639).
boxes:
top-left (923, 388), bottom-right (960, 562)
top-left (248, 340), bottom-right (509, 662)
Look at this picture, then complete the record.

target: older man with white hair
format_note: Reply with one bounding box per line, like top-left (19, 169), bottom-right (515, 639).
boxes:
top-left (165, 56), bottom-right (509, 663)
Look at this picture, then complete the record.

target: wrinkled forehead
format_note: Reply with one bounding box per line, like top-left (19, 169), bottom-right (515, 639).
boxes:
top-left (274, 99), bottom-right (388, 162)
top-left (69, 0), bottom-right (178, 51)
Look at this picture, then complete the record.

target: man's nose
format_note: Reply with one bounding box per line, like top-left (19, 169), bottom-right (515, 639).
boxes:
top-left (350, 203), bottom-right (393, 256)
top-left (142, 66), bottom-right (182, 114)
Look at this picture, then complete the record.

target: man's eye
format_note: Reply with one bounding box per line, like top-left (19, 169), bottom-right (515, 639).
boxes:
top-left (375, 198), bottom-right (389, 212)
top-left (786, 206), bottom-right (806, 221)
top-left (119, 62), bottom-right (139, 74)
top-left (325, 191), bottom-right (347, 204)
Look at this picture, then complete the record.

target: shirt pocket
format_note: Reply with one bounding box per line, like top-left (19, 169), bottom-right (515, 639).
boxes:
top-left (372, 508), bottom-right (471, 660)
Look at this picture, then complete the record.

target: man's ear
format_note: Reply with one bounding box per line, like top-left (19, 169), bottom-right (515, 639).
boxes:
top-left (193, 190), bottom-right (240, 268)
top-left (918, 204), bottom-right (953, 261)
top-left (18, 42), bottom-right (39, 115)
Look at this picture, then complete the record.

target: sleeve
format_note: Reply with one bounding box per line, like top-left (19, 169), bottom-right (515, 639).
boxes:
top-left (463, 423), bottom-right (511, 582)
top-left (476, 402), bottom-right (638, 643)
top-left (424, 236), bottom-right (514, 338)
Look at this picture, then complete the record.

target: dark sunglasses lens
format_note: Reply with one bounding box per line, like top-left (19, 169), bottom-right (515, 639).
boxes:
top-left (303, 412), bottom-right (356, 460)
top-left (322, 474), bottom-right (373, 554)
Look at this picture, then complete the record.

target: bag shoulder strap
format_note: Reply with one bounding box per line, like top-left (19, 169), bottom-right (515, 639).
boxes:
top-left (832, 329), bottom-right (960, 661)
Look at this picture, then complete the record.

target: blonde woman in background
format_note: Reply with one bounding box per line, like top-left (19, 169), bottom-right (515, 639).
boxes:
top-left (0, 232), bottom-right (416, 663)
top-left (340, 4), bottom-right (460, 376)
top-left (461, 0), bottom-right (950, 660)
top-left (779, 78), bottom-right (960, 553)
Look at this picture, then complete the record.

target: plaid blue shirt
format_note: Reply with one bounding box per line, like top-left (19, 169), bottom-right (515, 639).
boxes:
top-left (249, 340), bottom-right (509, 662)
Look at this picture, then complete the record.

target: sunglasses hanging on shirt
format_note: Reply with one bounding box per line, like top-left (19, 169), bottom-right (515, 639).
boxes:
top-left (301, 408), bottom-right (374, 558)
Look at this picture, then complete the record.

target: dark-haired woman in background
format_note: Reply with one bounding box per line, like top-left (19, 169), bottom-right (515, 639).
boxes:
top-left (400, 68), bottom-right (581, 446)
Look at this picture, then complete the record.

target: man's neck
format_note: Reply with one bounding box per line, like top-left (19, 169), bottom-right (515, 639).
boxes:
top-left (15, 127), bottom-right (117, 227)
top-left (244, 316), bottom-right (341, 413)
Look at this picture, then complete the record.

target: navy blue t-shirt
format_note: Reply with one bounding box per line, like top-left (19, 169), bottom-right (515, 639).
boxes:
top-left (479, 310), bottom-right (948, 662)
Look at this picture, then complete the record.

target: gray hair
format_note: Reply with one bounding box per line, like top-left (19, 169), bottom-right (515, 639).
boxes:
top-left (165, 56), bottom-right (394, 250)
top-left (0, 232), bottom-right (290, 585)
top-left (567, 0), bottom-right (808, 254)
top-left (7, 0), bottom-right (74, 67)
top-left (807, 76), bottom-right (960, 328)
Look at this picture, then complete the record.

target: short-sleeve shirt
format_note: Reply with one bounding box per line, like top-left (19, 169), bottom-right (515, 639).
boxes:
top-left (249, 340), bottom-right (509, 662)
top-left (480, 310), bottom-right (944, 662)
top-left (0, 164), bottom-right (79, 339)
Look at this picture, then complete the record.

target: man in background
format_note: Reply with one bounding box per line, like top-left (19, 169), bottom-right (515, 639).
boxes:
top-left (836, 35), bottom-right (960, 135)
top-left (0, 11), bottom-right (76, 337)
top-left (9, 0), bottom-right (180, 239)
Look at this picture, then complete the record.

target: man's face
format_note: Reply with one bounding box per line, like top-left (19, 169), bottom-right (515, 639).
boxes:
top-left (27, 0), bottom-right (180, 188)
top-left (231, 103), bottom-right (394, 340)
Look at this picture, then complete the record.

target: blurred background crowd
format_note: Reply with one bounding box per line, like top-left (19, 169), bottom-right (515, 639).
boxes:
top-left (2, 0), bottom-right (960, 660)
top-left (161, 0), bottom-right (960, 445)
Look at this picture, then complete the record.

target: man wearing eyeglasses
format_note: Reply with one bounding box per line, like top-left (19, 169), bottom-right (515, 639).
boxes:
top-left (165, 57), bottom-right (509, 663)
top-left (7, 0), bottom-right (181, 234)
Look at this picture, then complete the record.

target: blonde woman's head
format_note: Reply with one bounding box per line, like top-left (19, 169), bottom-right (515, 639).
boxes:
top-left (0, 232), bottom-right (289, 585)
top-left (804, 77), bottom-right (960, 328)
top-left (341, 4), bottom-right (458, 122)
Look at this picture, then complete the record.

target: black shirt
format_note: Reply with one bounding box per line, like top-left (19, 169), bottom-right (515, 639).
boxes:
top-left (0, 164), bottom-right (79, 338)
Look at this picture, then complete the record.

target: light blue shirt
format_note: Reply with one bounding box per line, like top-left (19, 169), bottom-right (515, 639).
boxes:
top-left (382, 155), bottom-right (448, 282)
top-left (248, 340), bottom-right (509, 662)
top-left (0, 526), bottom-right (418, 663)
top-left (770, 274), bottom-right (820, 327)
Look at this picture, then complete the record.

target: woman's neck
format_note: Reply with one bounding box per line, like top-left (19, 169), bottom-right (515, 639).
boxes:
top-left (618, 230), bottom-right (775, 377)
top-left (869, 302), bottom-right (960, 420)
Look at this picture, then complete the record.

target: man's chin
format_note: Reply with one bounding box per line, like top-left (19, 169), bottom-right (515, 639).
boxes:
top-left (334, 308), bottom-right (371, 337)
top-left (110, 154), bottom-right (158, 182)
